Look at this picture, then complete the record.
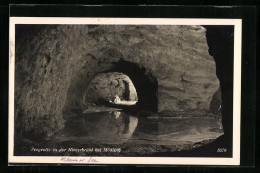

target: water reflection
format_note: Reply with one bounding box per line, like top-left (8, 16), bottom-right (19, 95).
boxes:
top-left (52, 111), bottom-right (138, 144)
top-left (51, 111), bottom-right (223, 146)
top-left (113, 111), bottom-right (121, 119)
top-left (129, 117), bottom-right (223, 145)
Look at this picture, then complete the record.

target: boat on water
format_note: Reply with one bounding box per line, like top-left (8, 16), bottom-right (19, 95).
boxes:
top-left (103, 95), bottom-right (138, 113)
top-left (109, 100), bottom-right (137, 106)
top-left (109, 95), bottom-right (137, 106)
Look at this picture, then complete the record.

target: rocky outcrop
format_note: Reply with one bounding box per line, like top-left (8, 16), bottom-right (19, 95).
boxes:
top-left (15, 25), bottom-right (220, 137)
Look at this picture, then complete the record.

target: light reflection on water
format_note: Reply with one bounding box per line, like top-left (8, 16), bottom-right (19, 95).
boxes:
top-left (51, 111), bottom-right (223, 145)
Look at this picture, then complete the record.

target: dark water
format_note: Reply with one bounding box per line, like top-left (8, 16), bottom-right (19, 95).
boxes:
top-left (50, 111), bottom-right (223, 146)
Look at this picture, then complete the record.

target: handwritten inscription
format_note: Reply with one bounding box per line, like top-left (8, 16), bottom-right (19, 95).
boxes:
top-left (88, 157), bottom-right (98, 163)
top-left (60, 157), bottom-right (98, 163)
top-left (60, 157), bottom-right (86, 163)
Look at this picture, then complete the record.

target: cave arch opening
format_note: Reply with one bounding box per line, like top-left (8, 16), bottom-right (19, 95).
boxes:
top-left (84, 72), bottom-right (138, 105)
top-left (103, 60), bottom-right (158, 113)
top-left (83, 60), bottom-right (158, 113)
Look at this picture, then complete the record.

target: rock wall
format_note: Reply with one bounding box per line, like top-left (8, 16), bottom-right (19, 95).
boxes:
top-left (15, 25), bottom-right (220, 136)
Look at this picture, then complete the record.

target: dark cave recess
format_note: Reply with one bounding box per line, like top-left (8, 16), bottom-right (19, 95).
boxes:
top-left (203, 25), bottom-right (234, 144)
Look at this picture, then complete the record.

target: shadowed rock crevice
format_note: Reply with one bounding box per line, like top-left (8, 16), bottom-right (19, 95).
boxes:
top-left (210, 87), bottom-right (222, 115)
top-left (204, 25), bottom-right (234, 149)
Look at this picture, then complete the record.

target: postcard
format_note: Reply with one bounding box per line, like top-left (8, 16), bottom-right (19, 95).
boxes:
top-left (9, 17), bottom-right (241, 165)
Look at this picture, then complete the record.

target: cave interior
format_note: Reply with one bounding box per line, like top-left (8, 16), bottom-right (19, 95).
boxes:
top-left (13, 25), bottom-right (234, 157)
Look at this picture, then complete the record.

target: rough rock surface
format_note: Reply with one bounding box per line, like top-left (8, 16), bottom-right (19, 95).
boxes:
top-left (85, 72), bottom-right (138, 104)
top-left (15, 25), bottom-right (220, 136)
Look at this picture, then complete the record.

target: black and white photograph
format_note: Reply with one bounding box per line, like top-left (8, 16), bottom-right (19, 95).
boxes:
top-left (8, 18), bottom-right (241, 165)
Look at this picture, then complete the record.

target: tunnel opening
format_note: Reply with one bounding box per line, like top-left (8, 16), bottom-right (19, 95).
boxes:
top-left (104, 60), bottom-right (158, 113)
top-left (84, 72), bottom-right (138, 106)
top-left (63, 57), bottom-right (158, 117)
top-left (80, 59), bottom-right (159, 113)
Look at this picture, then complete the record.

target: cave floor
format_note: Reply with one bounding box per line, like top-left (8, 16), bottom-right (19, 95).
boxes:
top-left (15, 109), bottom-right (224, 156)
